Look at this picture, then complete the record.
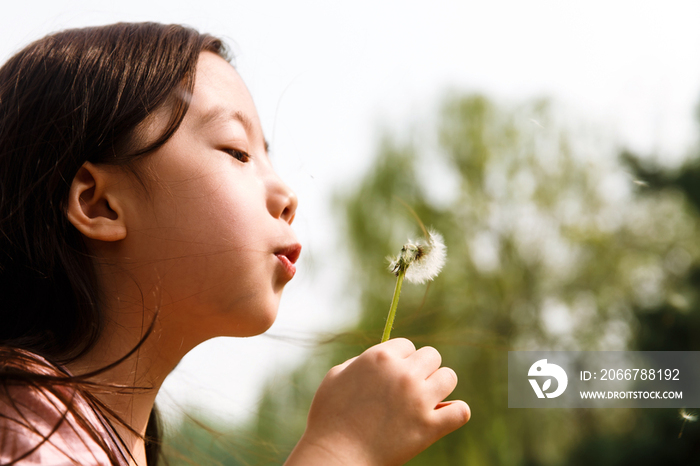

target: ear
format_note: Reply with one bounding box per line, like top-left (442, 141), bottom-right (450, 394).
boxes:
top-left (65, 161), bottom-right (127, 242)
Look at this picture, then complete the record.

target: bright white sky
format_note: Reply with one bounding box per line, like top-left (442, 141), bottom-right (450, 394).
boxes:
top-left (4, 1), bottom-right (700, 424)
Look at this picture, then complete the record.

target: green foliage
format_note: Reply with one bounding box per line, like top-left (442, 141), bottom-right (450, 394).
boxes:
top-left (164, 94), bottom-right (700, 465)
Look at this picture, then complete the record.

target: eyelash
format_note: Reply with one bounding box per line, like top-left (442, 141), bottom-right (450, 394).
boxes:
top-left (222, 148), bottom-right (251, 163)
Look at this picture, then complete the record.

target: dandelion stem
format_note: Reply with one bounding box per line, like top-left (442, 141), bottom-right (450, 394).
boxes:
top-left (381, 268), bottom-right (405, 342)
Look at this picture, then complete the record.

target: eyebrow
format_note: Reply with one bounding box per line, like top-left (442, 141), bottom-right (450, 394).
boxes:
top-left (199, 105), bottom-right (270, 153)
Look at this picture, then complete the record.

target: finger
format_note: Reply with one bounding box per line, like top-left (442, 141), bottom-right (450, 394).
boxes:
top-left (426, 366), bottom-right (459, 402)
top-left (431, 400), bottom-right (471, 437)
top-left (328, 356), bottom-right (359, 375)
top-left (407, 346), bottom-right (442, 377)
top-left (371, 337), bottom-right (416, 358)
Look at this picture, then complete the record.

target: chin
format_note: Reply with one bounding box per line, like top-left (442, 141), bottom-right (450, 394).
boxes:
top-left (210, 292), bottom-right (282, 337)
top-left (230, 305), bottom-right (280, 337)
top-left (243, 314), bottom-right (277, 336)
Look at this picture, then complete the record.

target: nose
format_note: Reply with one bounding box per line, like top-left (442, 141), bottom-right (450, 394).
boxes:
top-left (268, 172), bottom-right (298, 225)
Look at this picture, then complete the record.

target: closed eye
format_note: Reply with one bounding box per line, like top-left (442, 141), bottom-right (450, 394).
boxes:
top-left (222, 148), bottom-right (251, 163)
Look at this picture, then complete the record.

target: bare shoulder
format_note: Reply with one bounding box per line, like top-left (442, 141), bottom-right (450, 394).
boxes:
top-left (0, 349), bottom-right (122, 465)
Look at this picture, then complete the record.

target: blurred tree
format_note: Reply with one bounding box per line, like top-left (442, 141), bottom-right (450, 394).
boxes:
top-left (164, 94), bottom-right (700, 465)
top-left (560, 151), bottom-right (700, 466)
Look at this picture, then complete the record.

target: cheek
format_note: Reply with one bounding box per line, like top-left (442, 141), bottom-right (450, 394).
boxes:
top-left (132, 169), bottom-right (280, 336)
top-left (204, 181), bottom-right (268, 248)
top-left (188, 183), bottom-right (280, 329)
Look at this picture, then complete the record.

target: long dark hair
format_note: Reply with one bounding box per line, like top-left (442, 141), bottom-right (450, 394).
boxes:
top-left (0, 22), bottom-right (226, 465)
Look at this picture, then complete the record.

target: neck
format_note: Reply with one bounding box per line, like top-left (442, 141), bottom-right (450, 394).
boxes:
top-left (66, 285), bottom-right (201, 466)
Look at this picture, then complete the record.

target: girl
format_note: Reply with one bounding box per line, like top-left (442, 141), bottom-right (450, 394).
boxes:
top-left (0, 22), bottom-right (470, 465)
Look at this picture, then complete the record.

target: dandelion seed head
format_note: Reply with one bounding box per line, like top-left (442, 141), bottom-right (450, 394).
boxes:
top-left (388, 229), bottom-right (446, 284)
top-left (680, 409), bottom-right (697, 422)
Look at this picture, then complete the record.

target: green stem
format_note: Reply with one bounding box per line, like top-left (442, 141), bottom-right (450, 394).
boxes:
top-left (381, 268), bottom-right (406, 342)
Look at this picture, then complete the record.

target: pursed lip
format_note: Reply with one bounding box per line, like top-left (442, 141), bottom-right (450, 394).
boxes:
top-left (275, 243), bottom-right (302, 264)
top-left (274, 243), bottom-right (302, 279)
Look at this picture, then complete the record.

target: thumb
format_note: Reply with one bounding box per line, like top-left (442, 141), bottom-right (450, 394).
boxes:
top-left (432, 400), bottom-right (470, 437)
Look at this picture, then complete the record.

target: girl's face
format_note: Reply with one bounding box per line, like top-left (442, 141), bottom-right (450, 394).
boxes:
top-left (115, 52), bottom-right (299, 340)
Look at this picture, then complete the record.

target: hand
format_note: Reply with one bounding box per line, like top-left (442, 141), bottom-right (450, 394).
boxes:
top-left (286, 338), bottom-right (470, 466)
